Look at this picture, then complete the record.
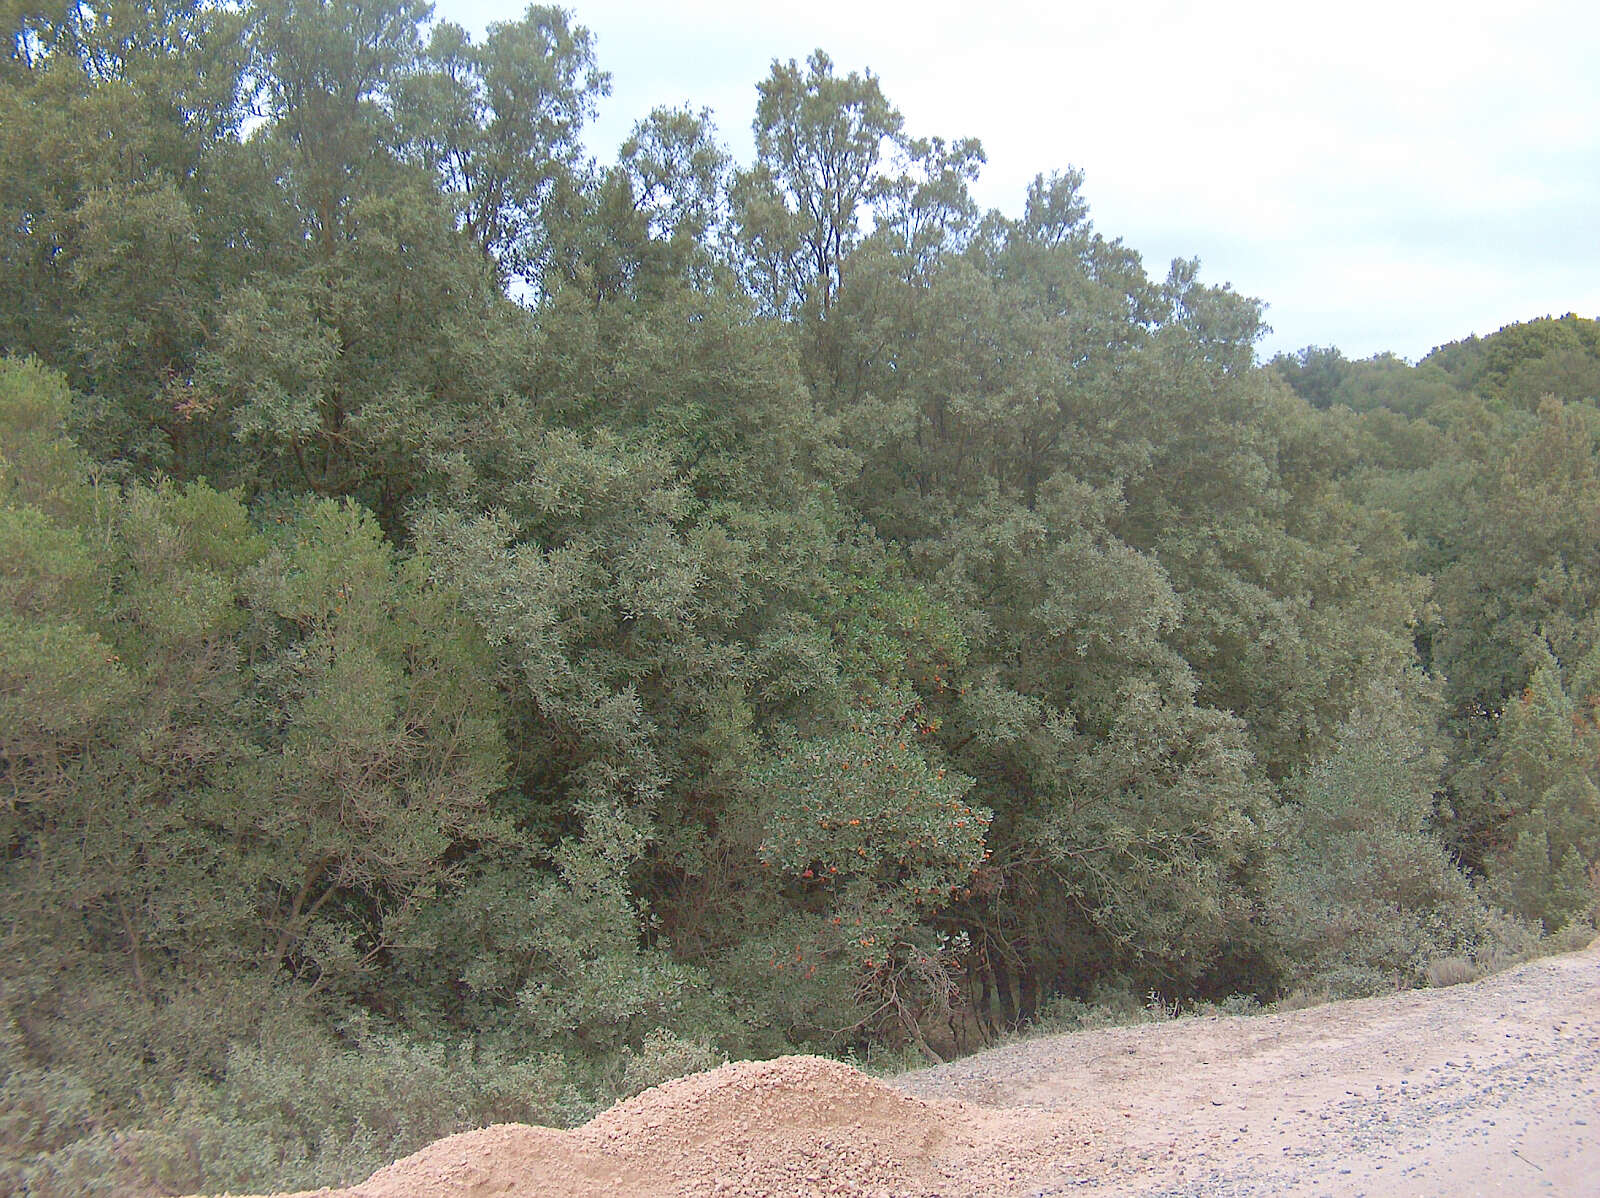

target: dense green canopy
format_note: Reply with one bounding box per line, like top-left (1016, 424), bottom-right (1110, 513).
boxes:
top-left (2, 4), bottom-right (1596, 1194)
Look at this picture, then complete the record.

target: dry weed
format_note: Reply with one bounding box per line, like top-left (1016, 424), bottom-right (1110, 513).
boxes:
top-left (1425, 956), bottom-right (1479, 988)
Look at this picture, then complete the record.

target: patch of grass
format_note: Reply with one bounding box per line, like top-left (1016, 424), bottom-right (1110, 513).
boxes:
top-left (1425, 956), bottom-right (1479, 987)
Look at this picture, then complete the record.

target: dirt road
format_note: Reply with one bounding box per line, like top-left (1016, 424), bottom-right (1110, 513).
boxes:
top-left (228, 937), bottom-right (1598, 1198)
top-left (898, 937), bottom-right (1600, 1196)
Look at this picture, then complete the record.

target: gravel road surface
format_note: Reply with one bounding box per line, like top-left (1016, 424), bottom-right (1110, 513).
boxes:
top-left (896, 938), bottom-right (1599, 1196)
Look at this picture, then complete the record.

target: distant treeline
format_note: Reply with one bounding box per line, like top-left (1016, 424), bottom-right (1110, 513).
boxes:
top-left (2, 3), bottom-right (1597, 1194)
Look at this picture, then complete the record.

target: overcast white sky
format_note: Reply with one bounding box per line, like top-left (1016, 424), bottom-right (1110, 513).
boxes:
top-left (436, 0), bottom-right (1599, 362)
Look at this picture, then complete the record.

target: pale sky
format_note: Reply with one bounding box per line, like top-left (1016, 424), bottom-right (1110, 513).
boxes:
top-left (437, 0), bottom-right (1600, 362)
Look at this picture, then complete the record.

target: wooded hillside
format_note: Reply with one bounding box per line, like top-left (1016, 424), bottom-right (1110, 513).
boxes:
top-left (3, 4), bottom-right (1597, 1194)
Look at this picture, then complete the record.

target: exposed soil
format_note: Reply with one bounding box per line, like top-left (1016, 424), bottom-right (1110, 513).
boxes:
top-left (195, 936), bottom-right (1598, 1198)
top-left (898, 935), bottom-right (1600, 1196)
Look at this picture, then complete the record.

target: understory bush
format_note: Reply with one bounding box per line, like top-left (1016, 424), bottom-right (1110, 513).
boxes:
top-left (1270, 679), bottom-right (1536, 998)
top-left (0, 977), bottom-right (725, 1198)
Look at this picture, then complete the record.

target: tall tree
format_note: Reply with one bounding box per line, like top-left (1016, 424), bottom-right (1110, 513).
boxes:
top-left (402, 4), bottom-right (608, 291)
top-left (732, 50), bottom-right (901, 317)
top-left (870, 134), bottom-right (985, 282)
top-left (249, 0), bottom-right (428, 253)
top-left (197, 0), bottom-right (527, 516)
top-left (0, 0), bottom-right (249, 450)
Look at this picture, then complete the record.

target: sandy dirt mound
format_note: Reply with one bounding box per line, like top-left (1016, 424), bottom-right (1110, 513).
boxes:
top-left (239, 1056), bottom-right (1077, 1198)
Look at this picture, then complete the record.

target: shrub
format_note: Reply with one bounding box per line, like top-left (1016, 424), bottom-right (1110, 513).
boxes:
top-left (1425, 957), bottom-right (1479, 988)
top-left (1272, 678), bottom-right (1533, 998)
